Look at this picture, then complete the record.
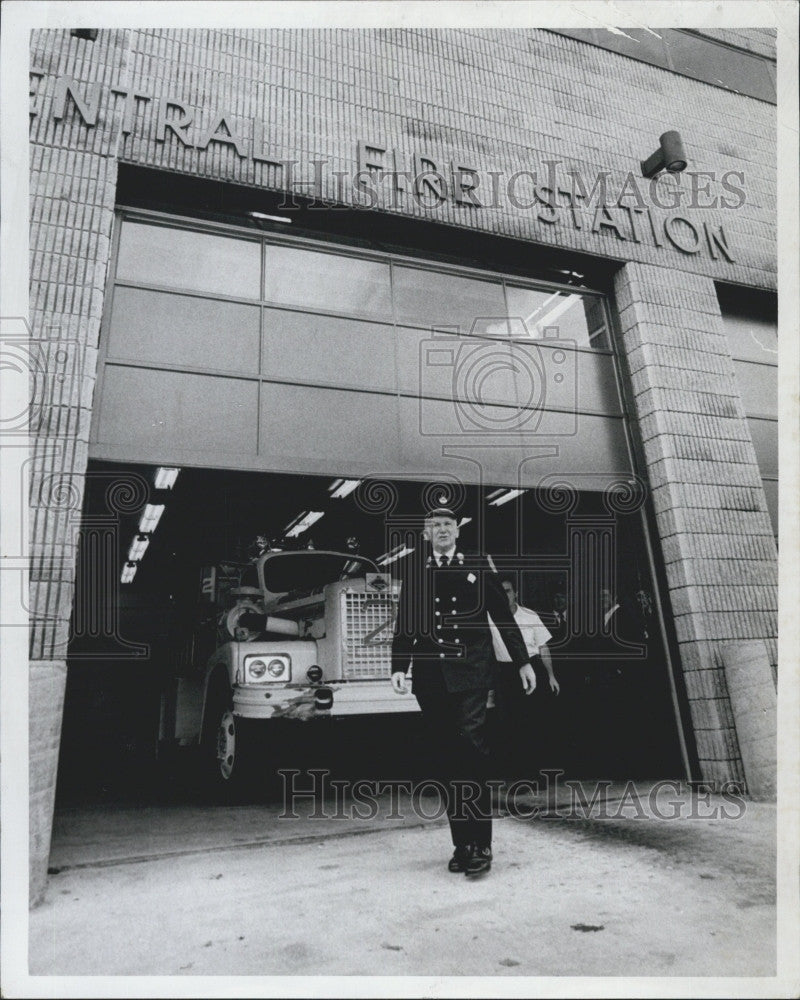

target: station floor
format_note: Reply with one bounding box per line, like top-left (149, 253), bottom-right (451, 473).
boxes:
top-left (17, 781), bottom-right (786, 990)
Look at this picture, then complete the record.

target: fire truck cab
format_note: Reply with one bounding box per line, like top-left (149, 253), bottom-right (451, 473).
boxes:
top-left (160, 549), bottom-right (416, 791)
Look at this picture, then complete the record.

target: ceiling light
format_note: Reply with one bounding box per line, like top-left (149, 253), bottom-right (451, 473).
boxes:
top-left (285, 511), bottom-right (325, 538)
top-left (377, 546), bottom-right (414, 566)
top-left (128, 535), bottom-right (150, 562)
top-left (328, 478), bottom-right (361, 499)
top-left (154, 467), bottom-right (180, 490)
top-left (138, 504), bottom-right (165, 534)
top-left (248, 211), bottom-right (292, 225)
top-left (121, 563), bottom-right (137, 584)
top-left (488, 489), bottom-right (526, 507)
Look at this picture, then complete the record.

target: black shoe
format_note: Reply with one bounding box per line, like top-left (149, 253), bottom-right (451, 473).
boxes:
top-left (448, 845), bottom-right (474, 873)
top-left (465, 845), bottom-right (492, 876)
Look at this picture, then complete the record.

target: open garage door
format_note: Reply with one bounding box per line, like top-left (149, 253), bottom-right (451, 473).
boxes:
top-left (61, 463), bottom-right (685, 801)
top-left (91, 211), bottom-right (632, 491)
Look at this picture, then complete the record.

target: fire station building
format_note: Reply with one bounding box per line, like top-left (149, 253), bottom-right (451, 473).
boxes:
top-left (27, 26), bottom-right (778, 901)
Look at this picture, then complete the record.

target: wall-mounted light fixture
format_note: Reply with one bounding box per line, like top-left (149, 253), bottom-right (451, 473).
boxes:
top-left (640, 131), bottom-right (688, 178)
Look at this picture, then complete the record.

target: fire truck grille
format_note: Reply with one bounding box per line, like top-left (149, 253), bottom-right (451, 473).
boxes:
top-left (341, 590), bottom-right (398, 680)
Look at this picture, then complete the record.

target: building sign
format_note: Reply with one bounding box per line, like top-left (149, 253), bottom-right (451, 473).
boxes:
top-left (31, 73), bottom-right (735, 262)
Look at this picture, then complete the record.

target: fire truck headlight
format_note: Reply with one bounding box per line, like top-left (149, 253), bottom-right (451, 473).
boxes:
top-left (243, 654), bottom-right (290, 684)
top-left (249, 659), bottom-right (267, 679)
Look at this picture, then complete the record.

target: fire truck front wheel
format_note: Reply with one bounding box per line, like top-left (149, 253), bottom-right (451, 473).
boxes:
top-left (202, 686), bottom-right (260, 798)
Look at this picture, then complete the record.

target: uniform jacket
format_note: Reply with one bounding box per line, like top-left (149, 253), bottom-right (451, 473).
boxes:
top-left (391, 549), bottom-right (532, 693)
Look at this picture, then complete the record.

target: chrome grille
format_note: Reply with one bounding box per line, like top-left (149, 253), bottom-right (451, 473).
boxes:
top-left (341, 589), bottom-right (398, 679)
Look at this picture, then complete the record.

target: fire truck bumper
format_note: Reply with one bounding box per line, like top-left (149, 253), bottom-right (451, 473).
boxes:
top-left (232, 681), bottom-right (419, 721)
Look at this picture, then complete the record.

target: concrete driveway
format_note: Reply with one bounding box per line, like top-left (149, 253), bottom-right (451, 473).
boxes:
top-left (26, 783), bottom-right (778, 981)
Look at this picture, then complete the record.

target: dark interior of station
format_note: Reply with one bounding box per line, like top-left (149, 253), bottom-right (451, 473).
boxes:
top-left (57, 460), bottom-right (686, 805)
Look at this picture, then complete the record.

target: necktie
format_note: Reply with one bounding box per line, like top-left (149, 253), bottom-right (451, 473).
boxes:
top-left (439, 555), bottom-right (449, 568)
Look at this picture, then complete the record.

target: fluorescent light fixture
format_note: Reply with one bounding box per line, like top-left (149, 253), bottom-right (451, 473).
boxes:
top-left (486, 488), bottom-right (506, 501)
top-left (121, 563), bottom-right (137, 584)
top-left (128, 535), bottom-right (150, 562)
top-left (488, 489), bottom-right (526, 507)
top-left (377, 546), bottom-right (414, 566)
top-left (328, 478), bottom-right (361, 499)
top-left (154, 467), bottom-right (180, 490)
top-left (248, 211), bottom-right (292, 224)
top-left (458, 517), bottom-right (472, 527)
top-left (138, 504), bottom-right (165, 534)
top-left (284, 510), bottom-right (325, 538)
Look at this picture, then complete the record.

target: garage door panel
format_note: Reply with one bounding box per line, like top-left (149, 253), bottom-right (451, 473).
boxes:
top-left (108, 287), bottom-right (260, 374)
top-left (95, 366), bottom-right (258, 458)
top-left (398, 395), bottom-right (630, 488)
top-left (116, 221), bottom-right (261, 299)
top-left (399, 328), bottom-right (518, 405)
top-left (259, 383), bottom-right (401, 470)
top-left (262, 309), bottom-right (397, 393)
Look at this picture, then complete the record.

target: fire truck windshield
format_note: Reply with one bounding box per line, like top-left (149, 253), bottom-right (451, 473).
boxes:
top-left (259, 551), bottom-right (378, 598)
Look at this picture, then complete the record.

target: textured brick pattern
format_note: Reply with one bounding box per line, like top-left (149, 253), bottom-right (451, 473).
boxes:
top-left (28, 29), bottom-right (127, 903)
top-left (29, 29), bottom-right (777, 288)
top-left (614, 262), bottom-right (777, 787)
top-left (27, 28), bottom-right (778, 896)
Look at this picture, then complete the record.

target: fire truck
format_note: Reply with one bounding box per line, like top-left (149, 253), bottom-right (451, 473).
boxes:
top-left (159, 549), bottom-right (417, 792)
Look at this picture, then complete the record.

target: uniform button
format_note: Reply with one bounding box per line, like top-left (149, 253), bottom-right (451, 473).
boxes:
top-left (451, 597), bottom-right (457, 602)
top-left (439, 653), bottom-right (445, 659)
top-left (453, 624), bottom-right (458, 630)
top-left (435, 611), bottom-right (441, 617)
top-left (435, 597), bottom-right (440, 604)
top-left (455, 638), bottom-right (460, 644)
top-left (438, 638), bottom-right (444, 644)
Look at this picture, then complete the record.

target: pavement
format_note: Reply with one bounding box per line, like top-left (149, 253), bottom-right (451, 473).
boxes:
top-left (23, 780), bottom-right (781, 983)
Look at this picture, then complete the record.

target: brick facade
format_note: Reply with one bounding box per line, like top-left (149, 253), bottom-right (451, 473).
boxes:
top-left (27, 27), bottom-right (778, 902)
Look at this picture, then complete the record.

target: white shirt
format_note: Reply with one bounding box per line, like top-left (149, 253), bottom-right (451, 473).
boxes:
top-left (432, 546), bottom-right (457, 567)
top-left (489, 605), bottom-right (552, 661)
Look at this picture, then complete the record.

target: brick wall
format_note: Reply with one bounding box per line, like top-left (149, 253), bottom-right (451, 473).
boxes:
top-left (28, 28), bottom-right (128, 903)
top-left (27, 27), bottom-right (778, 901)
top-left (614, 262), bottom-right (778, 785)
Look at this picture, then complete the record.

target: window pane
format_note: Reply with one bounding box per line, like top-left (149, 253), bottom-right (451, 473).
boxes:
top-left (748, 417), bottom-right (777, 478)
top-left (761, 478), bottom-right (777, 537)
top-left (734, 361), bottom-right (777, 420)
top-left (667, 31), bottom-right (776, 103)
top-left (721, 311), bottom-right (778, 364)
top-left (263, 245), bottom-right (391, 317)
top-left (393, 266), bottom-right (506, 333)
top-left (505, 286), bottom-right (610, 349)
top-left (117, 221), bottom-right (261, 299)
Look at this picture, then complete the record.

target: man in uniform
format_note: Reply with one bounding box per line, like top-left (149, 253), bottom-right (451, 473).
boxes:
top-left (390, 507), bottom-right (536, 876)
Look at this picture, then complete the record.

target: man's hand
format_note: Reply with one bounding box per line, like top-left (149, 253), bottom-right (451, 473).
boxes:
top-left (518, 662), bottom-right (536, 695)
top-left (391, 671), bottom-right (409, 695)
top-left (548, 675), bottom-right (561, 695)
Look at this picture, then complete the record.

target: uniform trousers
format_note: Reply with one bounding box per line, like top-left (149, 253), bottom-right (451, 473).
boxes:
top-left (413, 667), bottom-right (493, 849)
